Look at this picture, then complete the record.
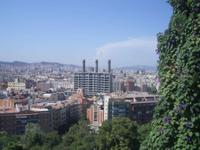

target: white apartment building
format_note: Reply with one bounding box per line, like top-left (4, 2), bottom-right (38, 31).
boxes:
top-left (7, 79), bottom-right (26, 91)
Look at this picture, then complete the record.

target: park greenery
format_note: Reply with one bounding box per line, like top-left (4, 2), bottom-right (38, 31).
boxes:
top-left (0, 118), bottom-right (150, 150)
top-left (0, 0), bottom-right (199, 149)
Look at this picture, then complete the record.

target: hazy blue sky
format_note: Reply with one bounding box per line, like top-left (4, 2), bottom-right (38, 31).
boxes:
top-left (0, 0), bottom-right (172, 67)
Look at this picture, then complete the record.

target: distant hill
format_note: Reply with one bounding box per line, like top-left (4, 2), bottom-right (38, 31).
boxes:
top-left (0, 61), bottom-right (79, 67)
top-left (0, 61), bottom-right (156, 72)
top-left (0, 61), bottom-right (28, 65)
top-left (113, 65), bottom-right (157, 72)
top-left (0, 61), bottom-right (82, 71)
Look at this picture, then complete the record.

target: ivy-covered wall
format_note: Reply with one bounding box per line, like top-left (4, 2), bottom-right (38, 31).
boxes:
top-left (145, 0), bottom-right (200, 149)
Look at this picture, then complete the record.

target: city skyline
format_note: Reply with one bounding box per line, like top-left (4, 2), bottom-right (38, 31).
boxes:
top-left (0, 0), bottom-right (172, 67)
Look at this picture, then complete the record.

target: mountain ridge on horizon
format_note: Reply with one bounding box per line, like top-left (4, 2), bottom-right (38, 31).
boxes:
top-left (0, 60), bottom-right (157, 71)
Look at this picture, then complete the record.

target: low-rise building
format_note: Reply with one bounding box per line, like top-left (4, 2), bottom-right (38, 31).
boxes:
top-left (7, 79), bottom-right (26, 91)
top-left (104, 95), bottom-right (130, 121)
top-left (0, 98), bottom-right (83, 134)
top-left (0, 110), bottom-right (39, 134)
top-left (112, 79), bottom-right (124, 92)
top-left (87, 92), bottom-right (158, 129)
top-left (87, 99), bottom-right (104, 130)
top-left (129, 99), bottom-right (157, 123)
top-left (50, 79), bottom-right (74, 90)
top-left (36, 81), bottom-right (51, 92)
top-left (0, 99), bottom-right (14, 111)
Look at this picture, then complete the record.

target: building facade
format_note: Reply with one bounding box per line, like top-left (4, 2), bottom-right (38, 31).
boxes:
top-left (104, 97), bottom-right (130, 120)
top-left (112, 79), bottom-right (124, 92)
top-left (0, 99), bottom-right (83, 134)
top-left (103, 93), bottom-right (158, 123)
top-left (87, 101), bottom-right (104, 130)
top-left (129, 96), bottom-right (157, 123)
top-left (74, 60), bottom-right (112, 96)
top-left (0, 111), bottom-right (40, 134)
top-left (7, 79), bottom-right (26, 91)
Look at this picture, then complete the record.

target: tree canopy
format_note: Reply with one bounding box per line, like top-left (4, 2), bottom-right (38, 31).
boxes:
top-left (97, 117), bottom-right (140, 150)
top-left (61, 120), bottom-right (96, 150)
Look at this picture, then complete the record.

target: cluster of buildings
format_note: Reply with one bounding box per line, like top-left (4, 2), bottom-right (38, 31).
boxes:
top-left (0, 89), bottom-right (84, 134)
top-left (87, 92), bottom-right (158, 130)
top-left (0, 63), bottom-right (80, 134)
top-left (0, 59), bottom-right (160, 134)
top-left (112, 73), bottom-right (159, 93)
top-left (7, 79), bottom-right (26, 91)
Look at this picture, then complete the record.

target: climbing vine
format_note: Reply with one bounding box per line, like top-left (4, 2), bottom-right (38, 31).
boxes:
top-left (144, 0), bottom-right (200, 149)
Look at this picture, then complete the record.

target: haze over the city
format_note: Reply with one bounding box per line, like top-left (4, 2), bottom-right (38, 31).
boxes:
top-left (0, 0), bottom-right (172, 67)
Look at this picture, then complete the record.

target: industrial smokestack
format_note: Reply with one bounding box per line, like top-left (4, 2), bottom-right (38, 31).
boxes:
top-left (28, 97), bottom-right (32, 111)
top-left (108, 59), bottom-right (111, 73)
top-left (95, 59), bottom-right (98, 72)
top-left (83, 59), bottom-right (86, 72)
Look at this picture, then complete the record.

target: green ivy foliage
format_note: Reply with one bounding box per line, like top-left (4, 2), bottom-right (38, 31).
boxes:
top-left (144, 0), bottom-right (200, 149)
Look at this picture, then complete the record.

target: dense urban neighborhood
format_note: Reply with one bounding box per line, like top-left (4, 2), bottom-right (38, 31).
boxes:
top-left (0, 60), bottom-right (158, 134)
top-left (0, 0), bottom-right (199, 149)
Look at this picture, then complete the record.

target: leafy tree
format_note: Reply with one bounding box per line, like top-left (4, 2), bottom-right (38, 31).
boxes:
top-left (61, 120), bottom-right (96, 150)
top-left (3, 142), bottom-right (24, 150)
top-left (43, 131), bottom-right (61, 150)
top-left (29, 145), bottom-right (42, 150)
top-left (145, 0), bottom-right (200, 149)
top-left (0, 132), bottom-right (12, 149)
top-left (21, 123), bottom-right (44, 149)
top-left (0, 132), bottom-right (21, 150)
top-left (96, 117), bottom-right (140, 150)
top-left (137, 123), bottom-right (151, 143)
top-left (52, 143), bottom-right (66, 150)
top-left (137, 123), bottom-right (151, 150)
top-left (147, 85), bottom-right (157, 94)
